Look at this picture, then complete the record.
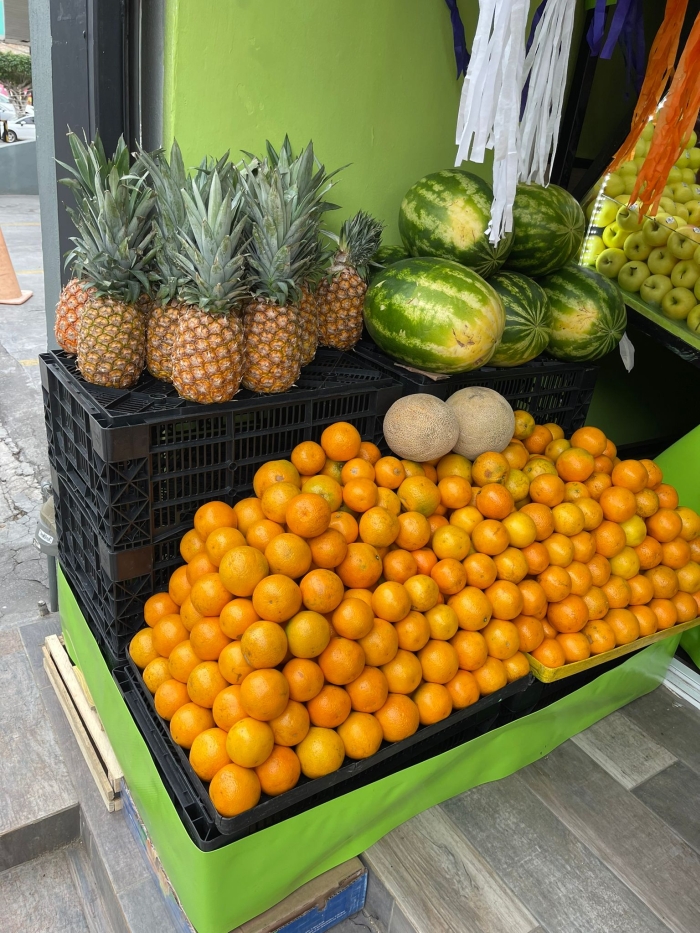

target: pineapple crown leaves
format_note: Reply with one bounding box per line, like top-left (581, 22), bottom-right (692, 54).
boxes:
top-left (58, 130), bottom-right (130, 211)
top-left (326, 210), bottom-right (385, 281)
top-left (172, 170), bottom-right (249, 314)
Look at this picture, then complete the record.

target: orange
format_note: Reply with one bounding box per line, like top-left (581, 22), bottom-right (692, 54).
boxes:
top-left (431, 558), bottom-right (468, 595)
top-left (246, 519), bottom-right (285, 553)
top-left (593, 455), bottom-right (613, 474)
top-left (635, 488), bottom-right (659, 519)
top-left (255, 745), bottom-right (301, 796)
top-left (170, 703), bottom-right (215, 748)
top-left (475, 483), bottom-right (514, 520)
top-left (240, 669), bottom-right (289, 721)
top-left (540, 617), bottom-right (557, 638)
top-left (402, 460), bottom-right (425, 477)
top-left (661, 537), bottom-right (691, 570)
top-left (646, 508), bottom-right (683, 544)
top-left (335, 544), bottom-right (383, 590)
top-left (418, 639), bottom-right (459, 683)
top-left (218, 641), bottom-right (255, 685)
top-left (404, 575), bottom-right (440, 613)
top-left (209, 763), bottom-right (260, 817)
top-left (523, 425), bottom-right (553, 455)
top-left (181, 598), bottom-right (204, 638)
top-left (513, 615), bottom-right (545, 653)
top-left (513, 410), bottom-right (535, 440)
top-left (602, 575), bottom-right (631, 609)
top-left (376, 487), bottom-right (402, 517)
top-left (329, 510), bottom-right (359, 544)
top-left (284, 610), bottom-right (331, 659)
top-left (504, 443), bottom-right (530, 471)
top-left (281, 659), bottom-right (323, 708)
top-left (563, 480), bottom-right (590, 502)
top-left (190, 728), bottom-right (231, 782)
top-left (543, 533), bottom-right (574, 567)
top-left (318, 636), bottom-right (365, 685)
top-left (523, 458), bottom-right (558, 482)
top-left (154, 679), bottom-right (190, 720)
top-left (448, 587), bottom-right (492, 631)
top-left (344, 588), bottom-right (374, 607)
top-left (672, 591), bottom-right (698, 622)
top-left (645, 565), bottom-right (679, 598)
top-left (412, 682), bottom-right (453, 725)
top-left (180, 529), bottom-right (207, 564)
top-left (344, 666), bottom-right (389, 713)
top-left (537, 565), bottom-right (572, 603)
top-left (342, 478), bottom-right (378, 513)
top-left (219, 598), bottom-right (259, 639)
top-left (693, 540), bottom-right (700, 562)
top-left (359, 618), bottom-right (399, 666)
top-left (482, 618), bottom-right (520, 660)
top-left (450, 628), bottom-right (489, 670)
top-left (291, 440), bottom-right (327, 476)
top-left (187, 661), bottom-right (228, 708)
top-left (422, 463), bottom-right (439, 483)
top-left (471, 519), bottom-right (509, 556)
top-left (530, 637), bottom-right (566, 668)
top-left (576, 498), bottom-right (604, 532)
top-left (570, 427), bottom-right (607, 457)
top-left (205, 527), bottom-right (247, 568)
top-left (359, 441), bottom-right (382, 465)
top-left (226, 717), bottom-right (274, 768)
top-left (144, 591), bottom-right (180, 627)
top-left (471, 452), bottom-right (510, 486)
top-left (546, 438), bottom-right (571, 461)
top-left (599, 486), bottom-right (636, 524)
top-left (552, 503), bottom-right (585, 537)
top-left (431, 525), bottom-right (471, 562)
top-left (212, 685), bottom-right (247, 731)
top-left (381, 649), bottom-right (423, 694)
top-left (394, 610), bottom-right (431, 652)
top-left (628, 574), bottom-right (655, 606)
top-left (152, 615), bottom-right (188, 657)
top-left (233, 498), bottom-right (266, 536)
top-left (190, 619), bottom-right (231, 661)
top-left (253, 574), bottom-right (302, 622)
top-left (586, 472), bottom-right (613, 501)
top-left (520, 503), bottom-right (555, 541)
top-left (297, 726), bottom-right (347, 778)
top-left (567, 561), bottom-right (593, 596)
top-left (499, 514), bottom-right (536, 553)
top-left (424, 604), bottom-right (459, 641)
top-left (261, 481), bottom-right (300, 524)
top-left (263, 533), bottom-right (312, 579)
top-left (484, 580), bottom-right (523, 621)
top-left (650, 598), bottom-right (678, 630)
top-left (332, 598), bottom-right (375, 640)
top-left (547, 594), bottom-right (588, 634)
top-left (306, 684), bottom-right (352, 728)
top-left (334, 711), bottom-right (383, 760)
top-left (383, 549), bottom-right (418, 584)
top-left (241, 620), bottom-right (288, 669)
top-left (168, 565), bottom-right (191, 607)
top-left (473, 656), bottom-right (509, 693)
top-left (341, 458), bottom-right (375, 484)
top-left (505, 467), bottom-right (530, 503)
top-left (253, 461), bottom-right (301, 499)
top-left (285, 492), bottom-right (332, 538)
top-left (609, 546), bottom-right (641, 580)
top-left (412, 548), bottom-right (439, 577)
top-left (359, 507), bottom-right (399, 548)
top-left (556, 448), bottom-right (595, 482)
top-left (186, 553), bottom-right (219, 585)
top-left (374, 694), bottom-right (420, 742)
top-left (397, 476), bottom-right (441, 517)
top-left (605, 608), bottom-right (640, 645)
top-left (446, 670), bottom-right (480, 708)
top-left (194, 501), bottom-right (237, 539)
top-left (635, 536), bottom-right (663, 570)
top-left (602, 438), bottom-right (617, 459)
top-left (269, 700), bottom-right (310, 747)
top-left (502, 651), bottom-right (531, 682)
top-left (611, 460), bottom-right (648, 493)
top-left (629, 604), bottom-right (658, 636)
top-left (463, 553), bottom-right (497, 589)
top-left (302, 475), bottom-right (344, 512)
top-left (677, 507), bottom-right (700, 541)
top-left (556, 633), bottom-right (591, 663)
top-left (450, 506), bottom-right (484, 536)
top-left (517, 579), bottom-right (547, 618)
top-left (320, 459), bottom-right (344, 483)
top-left (593, 521), bottom-right (627, 558)
top-left (678, 561), bottom-right (700, 593)
top-left (130, 628), bottom-right (160, 669)
top-left (521, 542), bottom-right (550, 575)
top-left (571, 531), bottom-right (596, 563)
top-left (438, 476), bottom-right (472, 510)
top-left (320, 422), bottom-right (361, 461)
top-left (529, 474), bottom-right (565, 507)
top-left (436, 453), bottom-right (472, 482)
top-left (583, 586), bottom-right (610, 620)
top-left (640, 458), bottom-right (663, 489)
top-left (428, 513), bottom-right (449, 536)
top-left (219, 547), bottom-right (269, 598)
top-left (143, 657), bottom-right (172, 694)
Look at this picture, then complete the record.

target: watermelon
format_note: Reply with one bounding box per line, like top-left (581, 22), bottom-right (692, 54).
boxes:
top-left (539, 262), bottom-right (626, 361)
top-left (505, 183), bottom-right (586, 276)
top-left (399, 169), bottom-right (513, 278)
top-left (369, 245), bottom-right (411, 284)
top-left (364, 257), bottom-right (505, 374)
top-left (488, 272), bottom-right (551, 367)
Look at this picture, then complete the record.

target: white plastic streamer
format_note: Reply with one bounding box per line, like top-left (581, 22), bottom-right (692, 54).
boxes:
top-left (619, 332), bottom-right (635, 372)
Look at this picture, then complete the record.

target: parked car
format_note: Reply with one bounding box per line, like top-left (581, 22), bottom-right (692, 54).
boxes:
top-left (2, 115), bottom-right (36, 142)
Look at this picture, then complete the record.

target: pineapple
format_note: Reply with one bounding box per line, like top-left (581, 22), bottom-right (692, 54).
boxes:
top-left (54, 279), bottom-right (95, 354)
top-left (170, 171), bottom-right (248, 404)
top-left (65, 139), bottom-right (157, 388)
top-left (317, 211), bottom-right (384, 350)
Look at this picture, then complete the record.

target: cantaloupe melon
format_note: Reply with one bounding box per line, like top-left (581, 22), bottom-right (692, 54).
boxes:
top-left (446, 387), bottom-right (515, 460)
top-left (383, 395), bottom-right (459, 462)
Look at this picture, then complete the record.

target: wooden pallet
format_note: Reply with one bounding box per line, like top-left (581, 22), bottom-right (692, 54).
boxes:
top-left (43, 634), bottom-right (123, 811)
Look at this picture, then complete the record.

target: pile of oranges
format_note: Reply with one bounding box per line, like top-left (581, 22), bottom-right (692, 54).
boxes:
top-left (128, 412), bottom-right (700, 819)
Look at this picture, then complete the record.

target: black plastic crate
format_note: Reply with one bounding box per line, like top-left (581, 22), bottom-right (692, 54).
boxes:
top-left (114, 658), bottom-right (532, 851)
top-left (353, 338), bottom-right (598, 434)
top-left (41, 349), bottom-right (403, 559)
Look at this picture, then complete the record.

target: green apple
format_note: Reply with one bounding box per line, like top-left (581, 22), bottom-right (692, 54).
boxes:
top-left (623, 175), bottom-right (637, 195)
top-left (591, 199), bottom-right (621, 228)
top-left (619, 160), bottom-right (638, 177)
top-left (581, 234), bottom-right (605, 266)
top-left (685, 201), bottom-right (700, 226)
top-left (602, 223), bottom-right (630, 249)
top-left (623, 231), bottom-right (652, 261)
top-left (668, 226), bottom-right (700, 260)
top-left (673, 215), bottom-right (690, 229)
top-left (687, 305), bottom-right (700, 333)
top-left (684, 130), bottom-right (698, 149)
top-left (634, 139), bottom-right (649, 159)
top-left (615, 194), bottom-right (630, 205)
top-left (676, 150), bottom-right (693, 170)
top-left (640, 274), bottom-right (673, 306)
top-left (691, 185), bottom-right (700, 199)
top-left (641, 121), bottom-right (655, 142)
top-left (662, 186), bottom-right (675, 199)
top-left (671, 260), bottom-right (700, 289)
top-left (618, 261), bottom-right (650, 293)
top-left (667, 166), bottom-right (683, 184)
top-left (633, 158), bottom-right (646, 173)
top-left (642, 216), bottom-right (677, 247)
top-left (659, 197), bottom-right (677, 215)
top-left (672, 183), bottom-right (694, 204)
top-left (674, 204), bottom-right (690, 222)
top-left (596, 248), bottom-right (627, 279)
top-left (616, 205), bottom-right (644, 232)
top-left (681, 168), bottom-right (697, 185)
top-left (695, 268), bottom-right (700, 298)
top-left (648, 247), bottom-right (678, 275)
top-left (689, 148), bottom-right (700, 171)
top-left (603, 173), bottom-right (625, 198)
top-left (661, 286), bottom-right (696, 320)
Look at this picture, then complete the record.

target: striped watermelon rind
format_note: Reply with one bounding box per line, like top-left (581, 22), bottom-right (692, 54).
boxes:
top-left (505, 183), bottom-right (586, 277)
top-left (399, 169), bottom-right (513, 279)
top-left (488, 271), bottom-right (551, 367)
top-left (364, 257), bottom-right (505, 374)
top-left (369, 245), bottom-right (411, 284)
top-left (540, 262), bottom-right (627, 361)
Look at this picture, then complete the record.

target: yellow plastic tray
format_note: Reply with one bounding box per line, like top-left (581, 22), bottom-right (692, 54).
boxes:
top-left (526, 616), bottom-right (700, 683)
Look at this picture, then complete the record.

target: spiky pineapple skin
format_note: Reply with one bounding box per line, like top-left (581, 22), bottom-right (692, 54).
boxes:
top-left (146, 301), bottom-right (181, 381)
top-left (77, 296), bottom-right (146, 388)
top-left (54, 278), bottom-right (95, 355)
top-left (172, 307), bottom-right (243, 404)
top-left (317, 268), bottom-right (367, 350)
top-left (298, 285), bottom-right (318, 366)
top-left (243, 299), bottom-right (301, 394)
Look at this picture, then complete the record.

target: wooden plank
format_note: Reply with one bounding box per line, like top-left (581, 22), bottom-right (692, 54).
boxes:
top-left (45, 635), bottom-right (122, 790)
top-left (442, 772), bottom-right (672, 933)
top-left (42, 647), bottom-right (120, 813)
top-left (570, 711), bottom-right (677, 789)
top-left (364, 806), bottom-right (539, 933)
top-left (633, 761), bottom-right (700, 857)
top-left (621, 686), bottom-right (700, 778)
top-left (519, 741), bottom-right (700, 933)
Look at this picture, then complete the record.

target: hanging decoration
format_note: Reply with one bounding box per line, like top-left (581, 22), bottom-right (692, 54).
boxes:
top-left (444, 0), bottom-right (470, 78)
top-left (587, 0), bottom-right (645, 94)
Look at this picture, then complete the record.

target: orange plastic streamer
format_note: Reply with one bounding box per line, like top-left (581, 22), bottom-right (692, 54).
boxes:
top-left (629, 11), bottom-right (700, 216)
top-left (608, 0), bottom-right (689, 175)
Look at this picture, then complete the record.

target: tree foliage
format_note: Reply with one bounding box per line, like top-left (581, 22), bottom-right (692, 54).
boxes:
top-left (0, 52), bottom-right (32, 116)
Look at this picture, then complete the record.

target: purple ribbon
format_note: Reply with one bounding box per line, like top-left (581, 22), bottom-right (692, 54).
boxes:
top-left (600, 0), bottom-right (635, 59)
top-left (587, 0), bottom-right (607, 55)
top-left (520, 0), bottom-right (549, 118)
top-left (444, 0), bottom-right (470, 78)
top-left (617, 0), bottom-right (645, 93)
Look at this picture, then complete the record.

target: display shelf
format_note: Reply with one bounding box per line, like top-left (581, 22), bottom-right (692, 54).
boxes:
top-left (623, 292), bottom-right (700, 367)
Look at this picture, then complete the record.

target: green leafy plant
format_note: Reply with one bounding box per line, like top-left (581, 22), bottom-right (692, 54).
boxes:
top-left (0, 51), bottom-right (32, 117)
